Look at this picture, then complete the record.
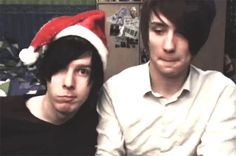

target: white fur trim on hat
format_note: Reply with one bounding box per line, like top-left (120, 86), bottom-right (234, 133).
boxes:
top-left (55, 25), bottom-right (108, 70)
top-left (19, 46), bottom-right (40, 65)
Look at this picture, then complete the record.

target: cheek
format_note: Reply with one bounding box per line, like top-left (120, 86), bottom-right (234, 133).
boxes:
top-left (149, 33), bottom-right (162, 51)
top-left (75, 84), bottom-right (92, 104)
top-left (46, 75), bottom-right (65, 94)
top-left (47, 77), bottom-right (61, 86)
top-left (177, 37), bottom-right (190, 53)
top-left (50, 74), bottom-right (64, 84)
top-left (180, 47), bottom-right (192, 62)
top-left (75, 79), bottom-right (91, 95)
top-left (149, 32), bottom-right (157, 46)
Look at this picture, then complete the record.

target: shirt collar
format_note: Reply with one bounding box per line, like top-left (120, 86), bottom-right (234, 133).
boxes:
top-left (139, 62), bottom-right (152, 95)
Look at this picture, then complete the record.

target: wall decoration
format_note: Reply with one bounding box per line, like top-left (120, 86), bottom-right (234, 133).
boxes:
top-left (107, 6), bottom-right (139, 48)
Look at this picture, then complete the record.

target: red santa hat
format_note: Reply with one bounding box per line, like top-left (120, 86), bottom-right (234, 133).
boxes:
top-left (19, 10), bottom-right (108, 70)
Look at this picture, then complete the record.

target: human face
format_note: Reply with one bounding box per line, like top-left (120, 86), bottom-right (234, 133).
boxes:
top-left (45, 52), bottom-right (92, 115)
top-left (148, 11), bottom-right (192, 78)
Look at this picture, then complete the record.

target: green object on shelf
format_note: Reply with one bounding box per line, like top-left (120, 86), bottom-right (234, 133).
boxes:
top-left (0, 80), bottom-right (10, 95)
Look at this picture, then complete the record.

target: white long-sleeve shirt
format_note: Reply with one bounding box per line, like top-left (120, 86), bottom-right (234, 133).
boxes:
top-left (96, 63), bottom-right (236, 156)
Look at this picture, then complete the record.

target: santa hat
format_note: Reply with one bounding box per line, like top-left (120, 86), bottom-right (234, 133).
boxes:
top-left (19, 10), bottom-right (108, 70)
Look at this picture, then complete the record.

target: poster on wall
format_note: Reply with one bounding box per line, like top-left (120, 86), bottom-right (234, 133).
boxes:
top-left (107, 7), bottom-right (139, 48)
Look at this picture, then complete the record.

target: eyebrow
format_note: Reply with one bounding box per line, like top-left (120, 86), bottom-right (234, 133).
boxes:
top-left (150, 21), bottom-right (167, 28)
top-left (75, 64), bottom-right (91, 68)
top-left (69, 61), bottom-right (92, 70)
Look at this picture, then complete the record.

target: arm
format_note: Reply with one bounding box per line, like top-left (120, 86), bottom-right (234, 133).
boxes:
top-left (197, 84), bottom-right (236, 156)
top-left (96, 85), bottom-right (126, 156)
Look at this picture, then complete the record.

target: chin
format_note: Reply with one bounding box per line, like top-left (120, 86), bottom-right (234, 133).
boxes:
top-left (56, 104), bottom-right (78, 114)
top-left (161, 70), bottom-right (181, 77)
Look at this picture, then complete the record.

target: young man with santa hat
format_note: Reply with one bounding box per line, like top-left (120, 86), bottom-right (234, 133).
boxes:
top-left (0, 9), bottom-right (108, 155)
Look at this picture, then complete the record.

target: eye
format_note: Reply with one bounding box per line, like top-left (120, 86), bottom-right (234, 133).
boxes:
top-left (75, 67), bottom-right (91, 77)
top-left (154, 26), bottom-right (167, 35)
top-left (150, 23), bottom-right (167, 35)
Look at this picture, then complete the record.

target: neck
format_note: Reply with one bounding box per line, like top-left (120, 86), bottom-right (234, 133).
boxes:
top-left (149, 65), bottom-right (189, 99)
top-left (42, 94), bottom-right (75, 125)
top-left (26, 94), bottom-right (72, 125)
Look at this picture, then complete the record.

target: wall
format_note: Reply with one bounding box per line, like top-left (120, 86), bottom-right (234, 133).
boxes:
top-left (98, 2), bottom-right (142, 80)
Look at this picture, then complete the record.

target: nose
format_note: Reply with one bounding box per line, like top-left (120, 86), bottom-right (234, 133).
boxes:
top-left (163, 32), bottom-right (175, 53)
top-left (63, 70), bottom-right (75, 90)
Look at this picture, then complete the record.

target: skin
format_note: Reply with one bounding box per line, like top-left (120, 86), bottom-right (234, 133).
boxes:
top-left (26, 52), bottom-right (92, 125)
top-left (148, 11), bottom-right (192, 98)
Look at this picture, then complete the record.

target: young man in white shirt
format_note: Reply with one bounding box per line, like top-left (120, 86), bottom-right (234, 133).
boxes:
top-left (96, 0), bottom-right (236, 155)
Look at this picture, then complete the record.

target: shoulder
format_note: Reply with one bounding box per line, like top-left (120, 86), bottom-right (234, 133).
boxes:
top-left (191, 65), bottom-right (235, 86)
top-left (106, 63), bottom-right (148, 86)
top-left (1, 95), bottom-right (27, 107)
top-left (190, 66), bottom-right (235, 98)
top-left (0, 95), bottom-right (33, 117)
top-left (101, 63), bottom-right (150, 99)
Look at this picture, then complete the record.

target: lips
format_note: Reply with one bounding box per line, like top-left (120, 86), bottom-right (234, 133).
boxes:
top-left (57, 95), bottom-right (77, 102)
top-left (161, 58), bottom-right (178, 62)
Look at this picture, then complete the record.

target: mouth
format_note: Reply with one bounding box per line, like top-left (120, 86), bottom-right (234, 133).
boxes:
top-left (160, 58), bottom-right (178, 63)
top-left (57, 95), bottom-right (77, 102)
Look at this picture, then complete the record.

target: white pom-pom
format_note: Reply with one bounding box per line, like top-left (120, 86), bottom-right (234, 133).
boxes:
top-left (19, 46), bottom-right (39, 65)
